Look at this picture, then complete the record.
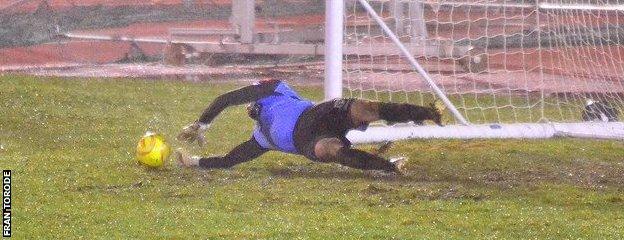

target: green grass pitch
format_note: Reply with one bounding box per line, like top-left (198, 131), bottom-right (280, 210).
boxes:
top-left (1, 75), bottom-right (623, 238)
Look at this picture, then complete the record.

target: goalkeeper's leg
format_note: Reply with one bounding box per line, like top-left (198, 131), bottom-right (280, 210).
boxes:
top-left (310, 137), bottom-right (406, 173)
top-left (349, 99), bottom-right (443, 127)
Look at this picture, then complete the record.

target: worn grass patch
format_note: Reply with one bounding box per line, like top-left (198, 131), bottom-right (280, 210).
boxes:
top-left (1, 75), bottom-right (623, 239)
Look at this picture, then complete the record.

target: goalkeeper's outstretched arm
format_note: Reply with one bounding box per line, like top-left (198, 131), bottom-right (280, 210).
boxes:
top-left (177, 80), bottom-right (279, 146)
top-left (174, 137), bottom-right (268, 168)
top-left (197, 137), bottom-right (268, 168)
top-left (197, 80), bottom-right (279, 124)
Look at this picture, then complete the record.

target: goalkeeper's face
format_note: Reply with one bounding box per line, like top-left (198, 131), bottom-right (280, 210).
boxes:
top-left (247, 102), bottom-right (260, 121)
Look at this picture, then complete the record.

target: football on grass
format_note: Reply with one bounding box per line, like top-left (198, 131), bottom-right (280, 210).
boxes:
top-left (136, 132), bottom-right (171, 168)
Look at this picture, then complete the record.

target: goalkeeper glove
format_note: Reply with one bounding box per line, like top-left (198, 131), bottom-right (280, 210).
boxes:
top-left (429, 100), bottom-right (445, 126)
top-left (176, 122), bottom-right (210, 147)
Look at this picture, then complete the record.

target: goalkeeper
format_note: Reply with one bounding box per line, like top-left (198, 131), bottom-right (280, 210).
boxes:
top-left (176, 80), bottom-right (443, 174)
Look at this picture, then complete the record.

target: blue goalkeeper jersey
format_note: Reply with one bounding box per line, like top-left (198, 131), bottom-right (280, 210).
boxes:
top-left (252, 81), bottom-right (314, 153)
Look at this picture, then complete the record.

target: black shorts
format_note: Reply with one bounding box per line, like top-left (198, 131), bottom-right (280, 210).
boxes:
top-left (293, 98), bottom-right (358, 161)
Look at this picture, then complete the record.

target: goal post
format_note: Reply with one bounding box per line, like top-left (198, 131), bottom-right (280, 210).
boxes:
top-left (325, 0), bottom-right (624, 143)
top-left (325, 0), bottom-right (344, 100)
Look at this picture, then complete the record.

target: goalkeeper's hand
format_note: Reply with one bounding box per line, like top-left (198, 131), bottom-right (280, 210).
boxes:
top-left (176, 122), bottom-right (210, 147)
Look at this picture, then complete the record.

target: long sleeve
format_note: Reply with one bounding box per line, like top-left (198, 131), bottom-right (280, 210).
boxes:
top-left (198, 138), bottom-right (268, 168)
top-left (198, 80), bottom-right (279, 124)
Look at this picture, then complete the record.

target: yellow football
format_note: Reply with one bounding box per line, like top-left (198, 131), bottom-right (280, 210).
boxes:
top-left (136, 132), bottom-right (171, 168)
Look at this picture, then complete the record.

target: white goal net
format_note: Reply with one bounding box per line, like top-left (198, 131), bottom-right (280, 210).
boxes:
top-left (340, 0), bottom-right (624, 141)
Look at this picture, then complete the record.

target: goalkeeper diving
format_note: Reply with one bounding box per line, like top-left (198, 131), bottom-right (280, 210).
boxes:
top-left (176, 79), bottom-right (443, 174)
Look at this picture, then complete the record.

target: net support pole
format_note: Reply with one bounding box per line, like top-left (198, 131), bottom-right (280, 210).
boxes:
top-left (324, 0), bottom-right (344, 100)
top-left (408, 1), bottom-right (427, 43)
top-left (389, 0), bottom-right (405, 35)
top-left (357, 0), bottom-right (469, 125)
top-left (231, 0), bottom-right (255, 44)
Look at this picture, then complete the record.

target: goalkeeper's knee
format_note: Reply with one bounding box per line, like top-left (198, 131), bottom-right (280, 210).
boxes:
top-left (313, 137), bottom-right (345, 162)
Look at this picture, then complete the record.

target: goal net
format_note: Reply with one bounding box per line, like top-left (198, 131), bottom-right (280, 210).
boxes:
top-left (340, 0), bottom-right (624, 142)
